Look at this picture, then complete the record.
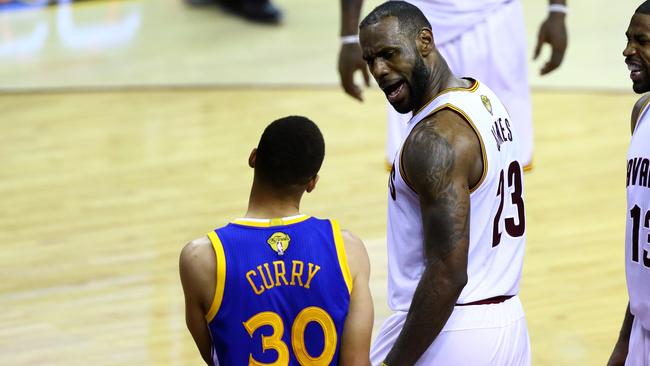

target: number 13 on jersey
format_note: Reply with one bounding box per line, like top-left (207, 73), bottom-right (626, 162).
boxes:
top-left (630, 204), bottom-right (650, 268)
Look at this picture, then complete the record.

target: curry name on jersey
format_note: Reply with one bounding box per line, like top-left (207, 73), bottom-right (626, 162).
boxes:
top-left (205, 215), bottom-right (352, 365)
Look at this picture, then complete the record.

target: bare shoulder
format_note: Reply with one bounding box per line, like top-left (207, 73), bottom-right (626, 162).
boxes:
top-left (341, 229), bottom-right (370, 279)
top-left (179, 236), bottom-right (216, 279)
top-left (179, 235), bottom-right (217, 311)
top-left (402, 108), bottom-right (482, 195)
top-left (632, 94), bottom-right (650, 133)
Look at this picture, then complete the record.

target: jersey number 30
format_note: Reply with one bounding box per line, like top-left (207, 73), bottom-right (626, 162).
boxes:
top-left (243, 306), bottom-right (337, 366)
top-left (492, 161), bottom-right (526, 247)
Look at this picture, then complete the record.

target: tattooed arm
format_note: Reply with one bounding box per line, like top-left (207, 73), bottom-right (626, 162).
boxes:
top-left (382, 109), bottom-right (484, 366)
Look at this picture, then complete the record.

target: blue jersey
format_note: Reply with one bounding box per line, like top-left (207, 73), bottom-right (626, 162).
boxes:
top-left (205, 215), bottom-right (352, 366)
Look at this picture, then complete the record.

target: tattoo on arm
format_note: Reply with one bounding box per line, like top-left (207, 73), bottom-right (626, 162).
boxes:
top-left (387, 117), bottom-right (471, 366)
top-left (405, 120), bottom-right (469, 258)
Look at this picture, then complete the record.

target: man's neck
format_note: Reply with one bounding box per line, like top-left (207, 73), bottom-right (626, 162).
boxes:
top-left (413, 59), bottom-right (469, 113)
top-left (244, 185), bottom-right (302, 219)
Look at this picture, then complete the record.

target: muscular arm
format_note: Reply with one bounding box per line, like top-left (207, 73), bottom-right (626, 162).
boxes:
top-left (179, 237), bottom-right (216, 366)
top-left (339, 230), bottom-right (373, 366)
top-left (383, 111), bottom-right (482, 366)
top-left (607, 304), bottom-right (634, 366)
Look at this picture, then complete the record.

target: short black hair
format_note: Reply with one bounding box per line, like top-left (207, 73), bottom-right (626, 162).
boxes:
top-left (255, 116), bottom-right (325, 188)
top-left (637, 1), bottom-right (650, 15)
top-left (359, 1), bottom-right (431, 38)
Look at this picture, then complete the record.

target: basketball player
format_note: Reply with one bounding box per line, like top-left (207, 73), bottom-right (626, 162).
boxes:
top-left (179, 116), bottom-right (373, 365)
top-left (607, 3), bottom-right (650, 365)
top-left (359, 2), bottom-right (529, 364)
top-left (339, 0), bottom-right (568, 170)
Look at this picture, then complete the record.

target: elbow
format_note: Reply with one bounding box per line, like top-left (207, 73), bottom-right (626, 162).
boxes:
top-left (441, 269), bottom-right (467, 296)
top-left (451, 271), bottom-right (468, 294)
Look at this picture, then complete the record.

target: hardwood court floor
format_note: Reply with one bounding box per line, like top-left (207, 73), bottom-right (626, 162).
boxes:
top-left (0, 87), bottom-right (636, 365)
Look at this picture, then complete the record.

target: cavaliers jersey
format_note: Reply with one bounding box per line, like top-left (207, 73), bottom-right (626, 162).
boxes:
top-left (205, 214), bottom-right (352, 365)
top-left (626, 98), bottom-right (650, 330)
top-left (386, 79), bottom-right (526, 311)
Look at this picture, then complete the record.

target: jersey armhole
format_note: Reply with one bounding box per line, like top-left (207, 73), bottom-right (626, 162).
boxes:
top-left (205, 231), bottom-right (227, 322)
top-left (330, 220), bottom-right (353, 294)
top-left (443, 105), bottom-right (488, 193)
top-left (400, 103), bottom-right (488, 194)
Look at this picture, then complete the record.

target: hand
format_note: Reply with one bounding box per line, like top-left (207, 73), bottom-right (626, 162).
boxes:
top-left (338, 42), bottom-right (370, 101)
top-left (533, 12), bottom-right (567, 75)
top-left (606, 339), bottom-right (628, 366)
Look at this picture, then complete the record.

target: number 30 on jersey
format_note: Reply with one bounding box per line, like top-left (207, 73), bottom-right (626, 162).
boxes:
top-left (243, 306), bottom-right (337, 366)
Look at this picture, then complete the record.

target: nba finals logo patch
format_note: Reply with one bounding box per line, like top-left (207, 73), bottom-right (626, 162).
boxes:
top-left (267, 232), bottom-right (290, 256)
top-left (481, 95), bottom-right (493, 115)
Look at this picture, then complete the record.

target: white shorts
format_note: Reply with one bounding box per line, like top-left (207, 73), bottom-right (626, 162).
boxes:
top-left (370, 296), bottom-right (531, 366)
top-left (626, 316), bottom-right (650, 366)
top-left (386, 0), bottom-right (532, 167)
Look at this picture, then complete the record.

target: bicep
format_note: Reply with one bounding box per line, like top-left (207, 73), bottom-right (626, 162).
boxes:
top-left (179, 241), bottom-right (216, 365)
top-left (402, 118), bottom-right (472, 265)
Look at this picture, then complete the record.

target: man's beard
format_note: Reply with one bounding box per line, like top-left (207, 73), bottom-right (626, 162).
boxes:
top-left (409, 55), bottom-right (430, 111)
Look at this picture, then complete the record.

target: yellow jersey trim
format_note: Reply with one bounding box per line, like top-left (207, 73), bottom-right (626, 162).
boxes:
top-left (444, 104), bottom-right (488, 193)
top-left (414, 79), bottom-right (479, 116)
top-left (205, 231), bottom-right (226, 322)
top-left (523, 162), bottom-right (534, 173)
top-left (399, 102), bottom-right (487, 194)
top-left (232, 215), bottom-right (310, 227)
top-left (330, 220), bottom-right (353, 294)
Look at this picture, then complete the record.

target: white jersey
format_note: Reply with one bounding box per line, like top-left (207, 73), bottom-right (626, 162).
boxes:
top-left (626, 98), bottom-right (650, 330)
top-left (404, 0), bottom-right (515, 45)
top-left (386, 79), bottom-right (526, 310)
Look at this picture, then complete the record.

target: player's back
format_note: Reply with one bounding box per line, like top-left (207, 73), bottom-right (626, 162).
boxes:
top-left (206, 214), bottom-right (352, 365)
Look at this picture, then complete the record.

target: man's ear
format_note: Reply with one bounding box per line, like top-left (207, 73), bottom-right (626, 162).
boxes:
top-left (305, 175), bottom-right (319, 193)
top-left (248, 148), bottom-right (257, 168)
top-left (416, 27), bottom-right (434, 57)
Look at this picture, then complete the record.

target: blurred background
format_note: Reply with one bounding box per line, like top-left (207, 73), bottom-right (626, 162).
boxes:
top-left (0, 0), bottom-right (641, 365)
